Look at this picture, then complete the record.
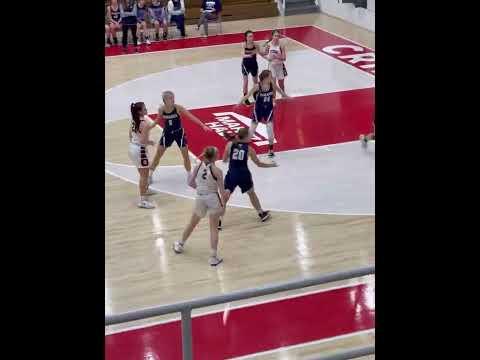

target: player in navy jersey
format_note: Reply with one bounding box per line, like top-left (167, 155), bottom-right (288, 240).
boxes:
top-left (137, 0), bottom-right (151, 45)
top-left (105, 0), bottom-right (121, 46)
top-left (218, 127), bottom-right (278, 229)
top-left (149, 91), bottom-right (212, 183)
top-left (150, 0), bottom-right (169, 41)
top-left (241, 30), bottom-right (269, 105)
top-left (240, 69), bottom-right (289, 158)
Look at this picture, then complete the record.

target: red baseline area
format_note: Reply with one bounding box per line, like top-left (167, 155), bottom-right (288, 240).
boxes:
top-left (105, 283), bottom-right (375, 360)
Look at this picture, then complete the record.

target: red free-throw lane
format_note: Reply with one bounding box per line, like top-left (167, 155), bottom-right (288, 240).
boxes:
top-left (105, 283), bottom-right (375, 360)
top-left (150, 88), bottom-right (374, 157)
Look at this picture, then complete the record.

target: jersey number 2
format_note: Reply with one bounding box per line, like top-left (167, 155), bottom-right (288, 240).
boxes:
top-left (232, 149), bottom-right (245, 160)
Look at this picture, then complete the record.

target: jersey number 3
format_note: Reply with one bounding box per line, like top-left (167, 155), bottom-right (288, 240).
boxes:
top-left (232, 149), bottom-right (245, 160)
top-left (202, 169), bottom-right (207, 180)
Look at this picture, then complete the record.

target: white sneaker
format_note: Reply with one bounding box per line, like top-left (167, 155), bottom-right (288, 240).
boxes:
top-left (209, 256), bottom-right (223, 266)
top-left (173, 241), bottom-right (184, 254)
top-left (138, 200), bottom-right (155, 209)
top-left (146, 38), bottom-right (151, 45)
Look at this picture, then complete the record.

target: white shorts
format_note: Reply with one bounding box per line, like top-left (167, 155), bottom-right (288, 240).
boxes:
top-left (194, 193), bottom-right (224, 218)
top-left (128, 143), bottom-right (149, 169)
top-left (268, 62), bottom-right (288, 80)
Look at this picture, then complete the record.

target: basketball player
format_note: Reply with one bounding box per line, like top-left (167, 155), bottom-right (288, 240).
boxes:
top-left (137, 0), bottom-right (151, 45)
top-left (128, 102), bottom-right (158, 209)
top-left (240, 69), bottom-right (289, 158)
top-left (218, 127), bottom-right (278, 229)
top-left (105, 0), bottom-right (121, 46)
top-left (174, 147), bottom-right (225, 266)
top-left (149, 0), bottom-right (169, 41)
top-left (241, 30), bottom-right (262, 105)
top-left (263, 30), bottom-right (288, 92)
top-left (149, 91), bottom-right (212, 183)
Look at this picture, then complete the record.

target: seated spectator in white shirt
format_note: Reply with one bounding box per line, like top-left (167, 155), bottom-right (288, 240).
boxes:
top-left (168, 0), bottom-right (186, 37)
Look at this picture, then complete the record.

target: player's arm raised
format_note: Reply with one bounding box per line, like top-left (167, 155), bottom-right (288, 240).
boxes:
top-left (249, 147), bottom-right (278, 168)
top-left (176, 104), bottom-right (211, 132)
top-left (240, 84), bottom-right (259, 104)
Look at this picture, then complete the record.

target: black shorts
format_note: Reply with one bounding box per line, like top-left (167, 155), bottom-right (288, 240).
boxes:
top-left (253, 107), bottom-right (274, 123)
top-left (224, 169), bottom-right (253, 194)
top-left (159, 128), bottom-right (188, 148)
top-left (242, 61), bottom-right (258, 77)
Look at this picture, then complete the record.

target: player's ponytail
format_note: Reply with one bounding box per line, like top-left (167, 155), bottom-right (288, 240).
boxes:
top-left (130, 102), bottom-right (144, 133)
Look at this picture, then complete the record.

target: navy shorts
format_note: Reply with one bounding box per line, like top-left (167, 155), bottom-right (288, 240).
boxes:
top-left (253, 107), bottom-right (274, 123)
top-left (242, 61), bottom-right (258, 77)
top-left (159, 128), bottom-right (188, 148)
top-left (224, 169), bottom-right (253, 194)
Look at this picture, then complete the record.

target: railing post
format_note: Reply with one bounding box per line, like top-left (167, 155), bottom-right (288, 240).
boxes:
top-left (181, 308), bottom-right (193, 360)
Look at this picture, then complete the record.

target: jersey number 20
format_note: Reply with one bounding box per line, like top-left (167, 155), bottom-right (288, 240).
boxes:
top-left (232, 149), bottom-right (245, 160)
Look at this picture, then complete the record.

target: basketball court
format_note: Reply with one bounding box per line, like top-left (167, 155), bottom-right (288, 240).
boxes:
top-left (105, 12), bottom-right (375, 359)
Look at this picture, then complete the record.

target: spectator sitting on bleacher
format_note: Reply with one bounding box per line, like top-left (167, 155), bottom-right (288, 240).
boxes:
top-left (137, 0), bottom-right (151, 45)
top-left (120, 0), bottom-right (139, 52)
top-left (150, 0), bottom-right (169, 41)
top-left (105, 0), bottom-right (121, 46)
top-left (168, 0), bottom-right (186, 38)
top-left (197, 0), bottom-right (222, 37)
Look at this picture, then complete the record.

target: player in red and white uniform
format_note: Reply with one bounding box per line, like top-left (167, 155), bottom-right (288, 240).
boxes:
top-left (263, 30), bottom-right (288, 92)
top-left (174, 146), bottom-right (226, 266)
top-left (128, 102), bottom-right (158, 209)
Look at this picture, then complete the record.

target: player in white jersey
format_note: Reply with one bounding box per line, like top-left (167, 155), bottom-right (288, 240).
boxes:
top-left (263, 29), bottom-right (288, 92)
top-left (128, 102), bottom-right (158, 209)
top-left (174, 146), bottom-right (226, 266)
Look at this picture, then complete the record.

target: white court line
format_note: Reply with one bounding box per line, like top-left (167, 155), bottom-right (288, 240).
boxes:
top-left (105, 140), bottom-right (375, 216)
top-left (228, 329), bottom-right (375, 360)
top-left (105, 277), bottom-right (374, 335)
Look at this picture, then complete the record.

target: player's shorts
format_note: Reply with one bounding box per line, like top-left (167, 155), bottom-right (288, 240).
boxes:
top-left (253, 107), bottom-right (274, 123)
top-left (159, 128), bottom-right (188, 148)
top-left (268, 62), bottom-right (288, 80)
top-left (194, 193), bottom-right (224, 218)
top-left (128, 143), bottom-right (149, 169)
top-left (242, 60), bottom-right (258, 77)
top-left (224, 169), bottom-right (253, 194)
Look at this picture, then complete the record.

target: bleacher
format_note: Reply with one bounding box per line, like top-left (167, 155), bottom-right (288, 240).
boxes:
top-left (105, 1), bottom-right (278, 24)
top-left (183, 0), bottom-right (278, 24)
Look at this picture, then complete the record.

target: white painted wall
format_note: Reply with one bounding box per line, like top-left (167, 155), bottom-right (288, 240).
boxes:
top-left (318, 0), bottom-right (375, 32)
